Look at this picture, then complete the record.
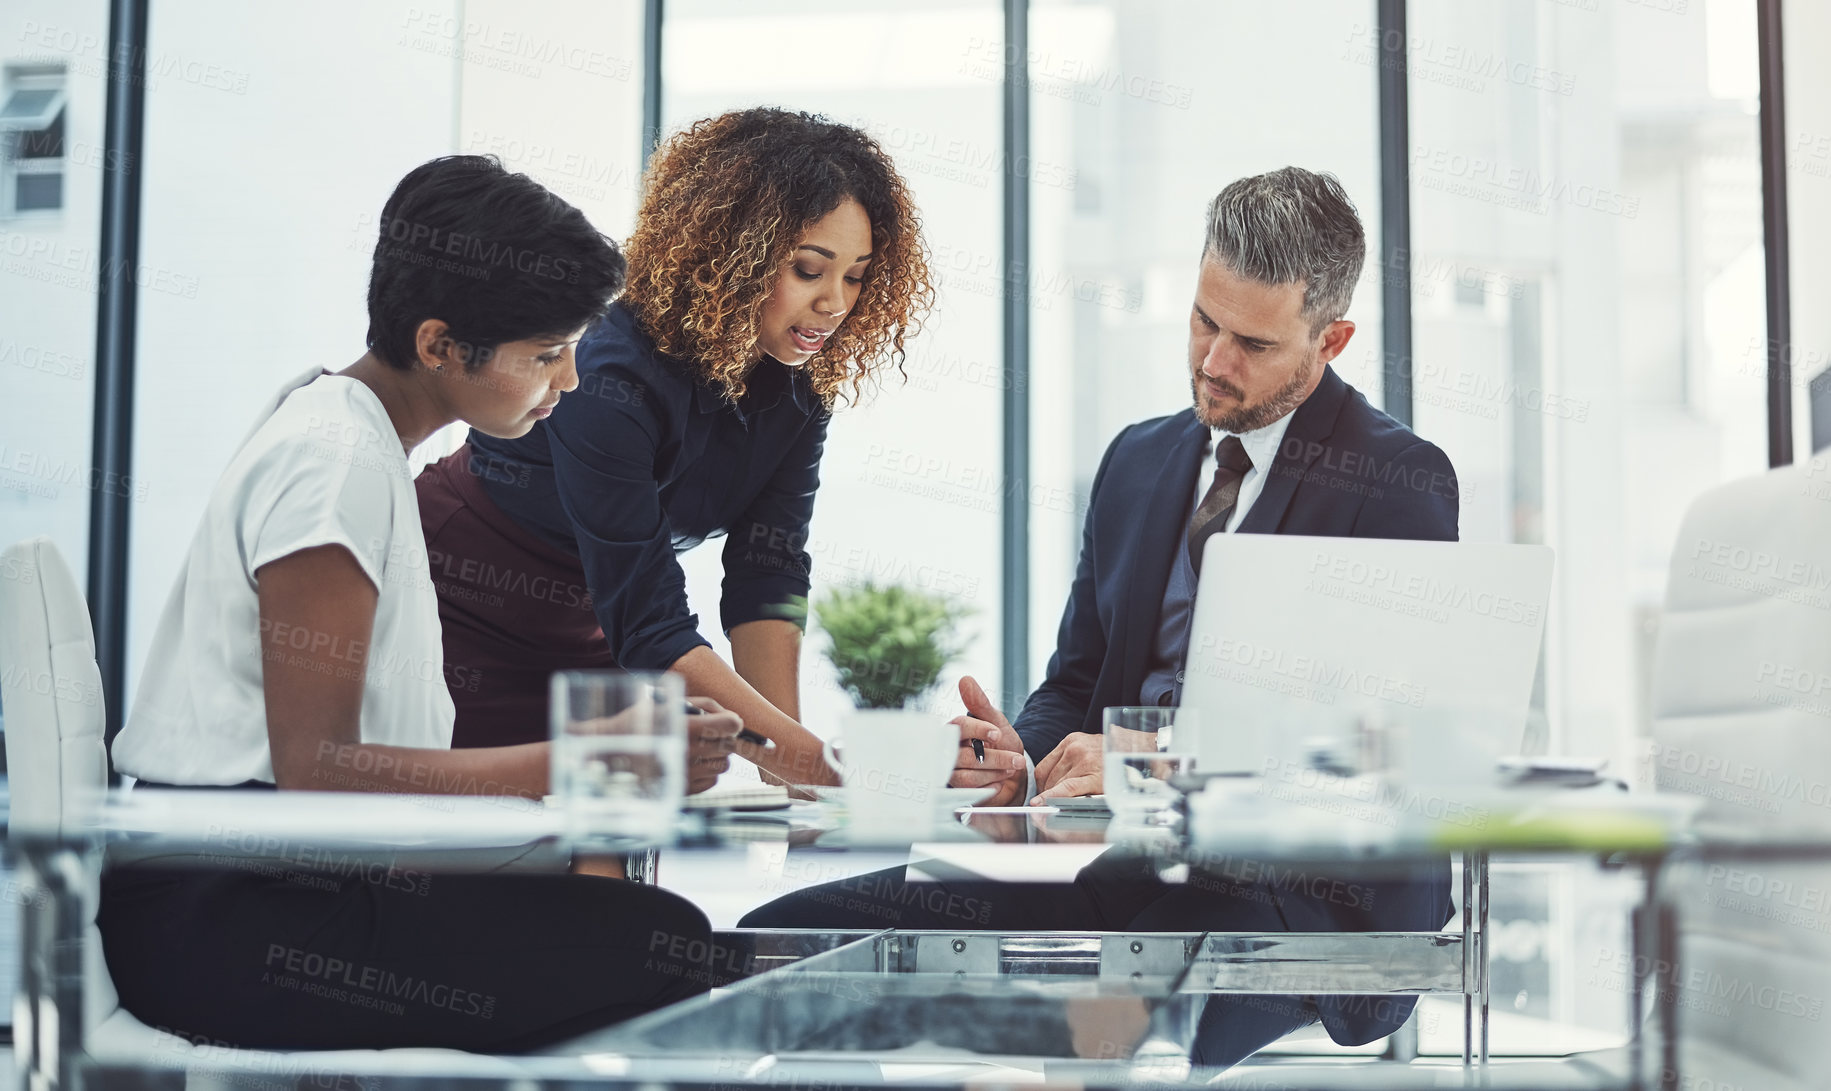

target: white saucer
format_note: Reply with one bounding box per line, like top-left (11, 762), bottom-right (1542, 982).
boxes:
top-left (803, 786), bottom-right (997, 809)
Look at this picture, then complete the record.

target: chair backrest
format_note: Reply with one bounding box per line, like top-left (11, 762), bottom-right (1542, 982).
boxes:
top-left (1649, 460), bottom-right (1831, 1090)
top-left (0, 537), bottom-right (109, 834)
top-left (0, 537), bottom-right (121, 1037)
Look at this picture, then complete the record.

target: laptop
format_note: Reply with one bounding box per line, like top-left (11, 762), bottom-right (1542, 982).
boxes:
top-left (1177, 535), bottom-right (1554, 781)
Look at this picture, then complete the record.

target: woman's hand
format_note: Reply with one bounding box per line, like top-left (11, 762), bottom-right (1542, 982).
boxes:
top-left (671, 645), bottom-right (841, 787)
top-left (685, 698), bottom-right (742, 795)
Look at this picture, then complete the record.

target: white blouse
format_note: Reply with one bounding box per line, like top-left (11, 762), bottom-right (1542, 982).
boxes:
top-left (113, 369), bottom-right (454, 785)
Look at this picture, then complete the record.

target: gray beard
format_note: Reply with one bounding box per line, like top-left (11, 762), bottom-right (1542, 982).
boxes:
top-left (1195, 352), bottom-right (1318, 433)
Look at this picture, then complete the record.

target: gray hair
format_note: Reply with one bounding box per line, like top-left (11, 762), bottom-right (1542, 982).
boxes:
top-left (1202, 167), bottom-right (1366, 332)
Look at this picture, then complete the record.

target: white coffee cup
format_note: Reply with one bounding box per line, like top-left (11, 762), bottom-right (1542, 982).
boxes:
top-left (822, 710), bottom-right (959, 844)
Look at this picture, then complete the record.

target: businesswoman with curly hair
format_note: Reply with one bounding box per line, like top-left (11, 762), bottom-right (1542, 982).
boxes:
top-left (417, 107), bottom-right (934, 784)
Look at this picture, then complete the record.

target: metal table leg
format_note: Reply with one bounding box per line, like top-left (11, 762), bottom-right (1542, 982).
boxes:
top-left (1458, 850), bottom-right (1490, 1070)
top-left (1478, 850), bottom-right (1490, 1067)
top-left (1462, 851), bottom-right (1474, 1068)
top-left (1628, 855), bottom-right (1677, 1091)
top-left (1649, 859), bottom-right (1678, 1091)
top-left (14, 841), bottom-right (89, 1091)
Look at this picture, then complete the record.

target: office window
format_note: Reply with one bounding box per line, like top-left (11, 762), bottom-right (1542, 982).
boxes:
top-left (1786, 0), bottom-right (1831, 454)
top-left (0, 68), bottom-right (66, 215)
top-left (1406, 0), bottom-right (1766, 1054)
top-left (1026, 0), bottom-right (1385, 689)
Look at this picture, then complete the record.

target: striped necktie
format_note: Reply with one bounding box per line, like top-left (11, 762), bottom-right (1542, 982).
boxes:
top-left (1187, 435), bottom-right (1253, 575)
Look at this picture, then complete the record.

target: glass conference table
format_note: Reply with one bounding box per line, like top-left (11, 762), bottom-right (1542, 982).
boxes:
top-left (8, 781), bottom-right (1699, 1090)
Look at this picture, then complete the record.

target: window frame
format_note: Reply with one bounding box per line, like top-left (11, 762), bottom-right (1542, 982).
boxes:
top-left (0, 70), bottom-right (68, 219)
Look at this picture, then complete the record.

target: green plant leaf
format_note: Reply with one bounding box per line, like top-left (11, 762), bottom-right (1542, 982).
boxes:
top-left (812, 582), bottom-right (974, 709)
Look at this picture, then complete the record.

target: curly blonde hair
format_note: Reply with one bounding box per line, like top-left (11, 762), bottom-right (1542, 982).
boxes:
top-left (621, 108), bottom-right (935, 407)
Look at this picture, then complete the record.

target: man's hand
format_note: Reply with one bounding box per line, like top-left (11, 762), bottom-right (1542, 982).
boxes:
top-left (949, 675), bottom-right (1026, 807)
top-left (685, 698), bottom-right (741, 796)
top-left (1032, 732), bottom-right (1103, 804)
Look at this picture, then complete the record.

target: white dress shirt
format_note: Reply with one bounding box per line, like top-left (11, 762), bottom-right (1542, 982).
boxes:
top-left (1014, 407), bottom-right (1300, 802)
top-left (1193, 409), bottom-right (1298, 532)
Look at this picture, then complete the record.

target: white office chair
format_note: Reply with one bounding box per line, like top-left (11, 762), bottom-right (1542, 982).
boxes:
top-left (0, 537), bottom-right (529, 1083)
top-left (1648, 460), bottom-right (1831, 1091)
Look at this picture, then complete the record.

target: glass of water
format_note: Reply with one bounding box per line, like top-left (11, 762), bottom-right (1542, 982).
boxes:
top-left (1103, 706), bottom-right (1196, 823)
top-left (551, 670), bottom-right (686, 847)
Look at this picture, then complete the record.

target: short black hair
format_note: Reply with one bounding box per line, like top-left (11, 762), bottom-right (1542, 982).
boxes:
top-left (365, 155), bottom-right (626, 371)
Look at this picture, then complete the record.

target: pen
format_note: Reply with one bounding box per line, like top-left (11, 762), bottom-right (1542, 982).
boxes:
top-left (970, 738), bottom-right (986, 764)
top-left (681, 701), bottom-right (775, 750)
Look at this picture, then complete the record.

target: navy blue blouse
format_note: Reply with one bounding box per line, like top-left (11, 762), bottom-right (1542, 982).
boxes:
top-left (465, 301), bottom-right (829, 670)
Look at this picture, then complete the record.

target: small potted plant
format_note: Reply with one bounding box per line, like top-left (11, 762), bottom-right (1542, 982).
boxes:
top-left (814, 581), bottom-right (972, 711)
top-left (812, 583), bottom-right (973, 823)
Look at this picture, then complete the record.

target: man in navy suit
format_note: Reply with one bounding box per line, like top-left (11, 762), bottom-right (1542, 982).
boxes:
top-left (961, 166), bottom-right (1458, 805)
top-left (741, 168), bottom-right (1457, 1068)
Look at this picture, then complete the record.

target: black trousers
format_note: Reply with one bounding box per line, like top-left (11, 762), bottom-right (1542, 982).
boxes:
top-left (99, 860), bottom-right (714, 1053)
top-left (738, 850), bottom-right (1322, 1069)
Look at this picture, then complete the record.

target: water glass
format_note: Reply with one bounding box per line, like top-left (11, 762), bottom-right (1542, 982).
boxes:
top-left (1103, 706), bottom-right (1196, 822)
top-left (551, 670), bottom-right (686, 847)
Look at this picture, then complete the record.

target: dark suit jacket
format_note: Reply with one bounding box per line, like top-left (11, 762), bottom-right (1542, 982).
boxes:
top-left (1016, 364), bottom-right (1459, 1047)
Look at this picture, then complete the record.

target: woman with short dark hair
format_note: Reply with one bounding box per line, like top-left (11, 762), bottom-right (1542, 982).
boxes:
top-left (101, 156), bottom-right (734, 1051)
top-left (420, 108), bottom-right (935, 785)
